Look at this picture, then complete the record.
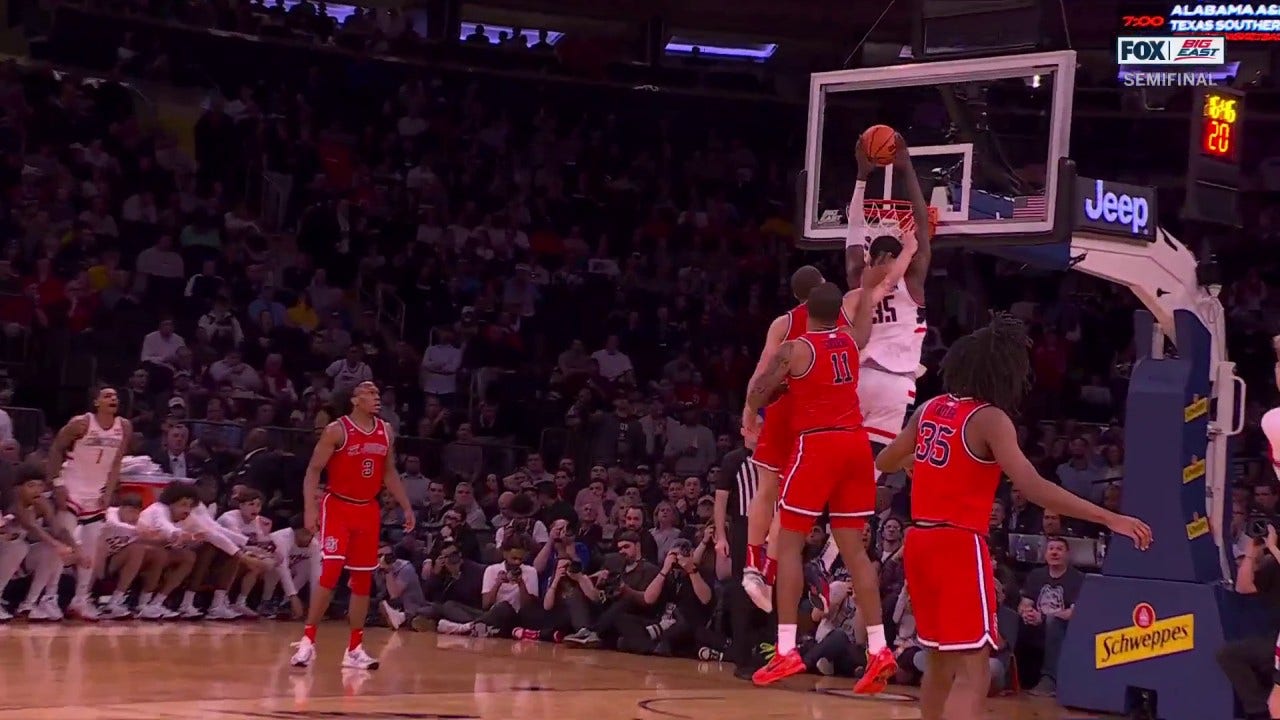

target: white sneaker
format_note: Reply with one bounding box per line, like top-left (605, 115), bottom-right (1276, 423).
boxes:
top-left (102, 600), bottom-right (133, 620)
top-left (67, 597), bottom-right (101, 621)
top-left (0, 604), bottom-right (11, 621)
top-left (206, 601), bottom-right (239, 620)
top-left (136, 603), bottom-right (166, 620)
top-left (30, 596), bottom-right (63, 621)
top-left (14, 601), bottom-right (33, 616)
top-left (157, 605), bottom-right (179, 620)
top-left (380, 601), bottom-right (406, 630)
top-left (342, 644), bottom-right (380, 670)
top-left (742, 569), bottom-right (773, 613)
top-left (231, 602), bottom-right (258, 619)
top-left (177, 602), bottom-right (203, 619)
top-left (435, 619), bottom-right (473, 635)
top-left (470, 622), bottom-right (496, 638)
top-left (290, 637), bottom-right (315, 668)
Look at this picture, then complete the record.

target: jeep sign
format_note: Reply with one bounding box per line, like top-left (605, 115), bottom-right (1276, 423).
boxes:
top-left (1074, 176), bottom-right (1157, 241)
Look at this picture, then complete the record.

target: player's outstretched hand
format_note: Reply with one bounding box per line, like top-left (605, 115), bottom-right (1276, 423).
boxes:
top-left (740, 408), bottom-right (761, 443)
top-left (891, 132), bottom-right (912, 168)
top-left (1106, 513), bottom-right (1153, 551)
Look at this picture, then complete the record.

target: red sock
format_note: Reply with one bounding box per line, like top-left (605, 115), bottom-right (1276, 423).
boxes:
top-left (303, 624), bottom-right (317, 643)
top-left (747, 544), bottom-right (765, 571)
top-left (348, 628), bottom-right (363, 652)
top-left (762, 556), bottom-right (777, 586)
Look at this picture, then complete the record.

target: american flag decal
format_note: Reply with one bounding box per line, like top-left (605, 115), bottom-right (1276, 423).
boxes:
top-left (1012, 195), bottom-right (1047, 219)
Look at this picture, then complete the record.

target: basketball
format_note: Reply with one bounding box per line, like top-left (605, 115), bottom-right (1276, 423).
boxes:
top-left (860, 124), bottom-right (897, 166)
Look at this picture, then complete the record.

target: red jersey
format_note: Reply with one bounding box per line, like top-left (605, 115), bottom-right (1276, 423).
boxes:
top-left (783, 303), bottom-right (850, 342)
top-left (326, 415), bottom-right (391, 502)
top-left (910, 395), bottom-right (1004, 533)
top-left (786, 328), bottom-right (864, 433)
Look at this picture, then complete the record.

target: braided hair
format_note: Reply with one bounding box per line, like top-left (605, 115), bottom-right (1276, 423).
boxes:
top-left (939, 313), bottom-right (1031, 414)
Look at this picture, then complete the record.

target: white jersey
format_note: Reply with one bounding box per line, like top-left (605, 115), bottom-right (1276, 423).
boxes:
top-left (862, 279), bottom-right (926, 376)
top-left (101, 506), bottom-right (139, 555)
top-left (218, 509), bottom-right (274, 549)
top-left (57, 414), bottom-right (125, 516)
top-left (269, 528), bottom-right (317, 572)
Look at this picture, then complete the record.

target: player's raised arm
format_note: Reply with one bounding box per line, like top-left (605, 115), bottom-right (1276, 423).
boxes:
top-left (975, 406), bottom-right (1152, 550)
top-left (845, 261), bottom-right (894, 350)
top-left (891, 133), bottom-right (933, 302)
top-left (380, 426), bottom-right (415, 533)
top-left (875, 405), bottom-right (926, 474)
top-left (303, 423), bottom-right (342, 533)
top-left (846, 141), bottom-right (874, 289)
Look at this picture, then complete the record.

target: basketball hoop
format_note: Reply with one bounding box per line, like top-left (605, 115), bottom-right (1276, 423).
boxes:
top-left (863, 200), bottom-right (939, 239)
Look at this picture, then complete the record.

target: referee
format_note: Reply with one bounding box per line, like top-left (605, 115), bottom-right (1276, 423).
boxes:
top-left (714, 436), bottom-right (771, 677)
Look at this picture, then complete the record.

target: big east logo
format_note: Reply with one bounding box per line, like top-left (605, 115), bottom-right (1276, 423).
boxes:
top-left (1116, 37), bottom-right (1225, 65)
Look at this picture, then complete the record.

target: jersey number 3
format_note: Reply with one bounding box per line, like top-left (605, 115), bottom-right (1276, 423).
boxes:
top-left (360, 459), bottom-right (376, 478)
top-left (828, 351), bottom-right (854, 385)
top-left (914, 421), bottom-right (955, 467)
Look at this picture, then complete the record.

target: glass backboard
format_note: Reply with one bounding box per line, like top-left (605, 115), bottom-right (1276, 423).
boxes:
top-left (802, 50), bottom-right (1077, 246)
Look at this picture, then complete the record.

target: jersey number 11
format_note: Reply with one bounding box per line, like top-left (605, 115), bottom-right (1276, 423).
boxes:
top-left (829, 352), bottom-right (854, 385)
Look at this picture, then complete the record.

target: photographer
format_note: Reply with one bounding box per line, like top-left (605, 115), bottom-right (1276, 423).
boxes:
top-left (1217, 525), bottom-right (1280, 720)
top-left (611, 539), bottom-right (717, 657)
top-left (376, 545), bottom-right (428, 630)
top-left (415, 540), bottom-right (486, 631)
top-left (564, 530), bottom-right (659, 647)
top-left (524, 531), bottom-right (601, 641)
top-left (437, 533), bottom-right (540, 637)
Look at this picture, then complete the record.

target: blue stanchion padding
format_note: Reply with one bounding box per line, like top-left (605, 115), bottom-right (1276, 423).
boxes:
top-left (1058, 309), bottom-right (1245, 720)
top-left (1057, 577), bottom-right (1235, 720)
top-left (1103, 309), bottom-right (1215, 584)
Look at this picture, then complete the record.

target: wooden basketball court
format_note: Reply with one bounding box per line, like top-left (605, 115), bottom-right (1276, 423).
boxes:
top-left (0, 623), bottom-right (1101, 719)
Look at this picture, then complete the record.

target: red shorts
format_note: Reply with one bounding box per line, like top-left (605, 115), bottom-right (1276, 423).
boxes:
top-left (752, 398), bottom-right (793, 473)
top-left (904, 525), bottom-right (999, 652)
top-left (318, 493), bottom-right (380, 572)
top-left (777, 428), bottom-right (874, 532)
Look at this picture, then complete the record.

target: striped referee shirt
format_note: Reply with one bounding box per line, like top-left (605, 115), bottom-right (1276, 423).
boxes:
top-left (716, 446), bottom-right (759, 518)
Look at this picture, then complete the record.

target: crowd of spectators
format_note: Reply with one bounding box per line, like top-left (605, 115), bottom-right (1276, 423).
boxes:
top-left (0, 0), bottom-right (1279, 701)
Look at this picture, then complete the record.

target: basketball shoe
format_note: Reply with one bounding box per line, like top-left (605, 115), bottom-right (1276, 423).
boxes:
top-left (853, 647), bottom-right (898, 694)
top-left (28, 596), bottom-right (64, 621)
top-left (751, 649), bottom-right (805, 686)
top-left (741, 568), bottom-right (773, 613)
top-left (342, 645), bottom-right (380, 670)
top-left (66, 596), bottom-right (101, 621)
top-left (290, 638), bottom-right (315, 668)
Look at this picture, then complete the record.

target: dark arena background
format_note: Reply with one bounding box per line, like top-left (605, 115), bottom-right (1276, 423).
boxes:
top-left (0, 0), bottom-right (1277, 718)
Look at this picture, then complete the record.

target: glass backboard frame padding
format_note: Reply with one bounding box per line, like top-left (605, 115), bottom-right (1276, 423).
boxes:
top-left (802, 49), bottom-right (1077, 242)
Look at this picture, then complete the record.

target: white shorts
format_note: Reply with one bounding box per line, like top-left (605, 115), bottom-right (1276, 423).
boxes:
top-left (858, 366), bottom-right (917, 446)
top-left (58, 476), bottom-right (108, 520)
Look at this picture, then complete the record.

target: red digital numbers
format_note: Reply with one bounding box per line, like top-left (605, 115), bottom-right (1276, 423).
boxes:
top-left (1201, 119), bottom-right (1235, 161)
top-left (1122, 15), bottom-right (1166, 28)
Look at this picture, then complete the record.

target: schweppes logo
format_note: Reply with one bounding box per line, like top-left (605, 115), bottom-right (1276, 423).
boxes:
top-left (1095, 603), bottom-right (1194, 670)
top-left (1186, 512), bottom-right (1209, 540)
top-left (1182, 456), bottom-right (1205, 484)
top-left (1184, 395), bottom-right (1208, 422)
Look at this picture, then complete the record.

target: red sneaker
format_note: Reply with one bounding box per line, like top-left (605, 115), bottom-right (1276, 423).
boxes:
top-left (511, 627), bottom-right (539, 641)
top-left (751, 650), bottom-right (805, 686)
top-left (853, 647), bottom-right (898, 695)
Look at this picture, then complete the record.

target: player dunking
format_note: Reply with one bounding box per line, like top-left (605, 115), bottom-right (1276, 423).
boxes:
top-left (738, 265), bottom-right (830, 612)
top-left (47, 386), bottom-right (131, 621)
top-left (875, 315), bottom-right (1151, 720)
top-left (290, 382), bottom-right (414, 670)
top-left (846, 131), bottom-right (932, 474)
top-left (743, 281), bottom-right (901, 692)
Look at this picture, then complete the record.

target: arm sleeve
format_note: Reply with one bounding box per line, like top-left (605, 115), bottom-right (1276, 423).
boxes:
top-left (139, 503), bottom-right (182, 539)
top-left (270, 530), bottom-right (299, 596)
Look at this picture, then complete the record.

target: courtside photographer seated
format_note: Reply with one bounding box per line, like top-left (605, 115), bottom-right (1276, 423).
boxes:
top-left (1217, 523), bottom-right (1280, 720)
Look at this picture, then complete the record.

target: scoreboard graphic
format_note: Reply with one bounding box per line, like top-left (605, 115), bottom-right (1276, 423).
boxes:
top-left (1121, 1), bottom-right (1280, 42)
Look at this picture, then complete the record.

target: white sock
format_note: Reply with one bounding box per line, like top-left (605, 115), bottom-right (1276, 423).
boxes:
top-left (213, 590), bottom-right (228, 605)
top-left (777, 624), bottom-right (797, 655)
top-left (235, 593), bottom-right (248, 606)
top-left (866, 624), bottom-right (887, 654)
top-left (139, 592), bottom-right (154, 606)
top-left (109, 590), bottom-right (125, 605)
top-left (182, 591), bottom-right (196, 606)
top-left (150, 593), bottom-right (166, 606)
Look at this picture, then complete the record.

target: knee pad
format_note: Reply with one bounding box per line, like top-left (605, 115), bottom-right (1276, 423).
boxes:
top-left (347, 568), bottom-right (372, 596)
top-left (319, 559), bottom-right (343, 591)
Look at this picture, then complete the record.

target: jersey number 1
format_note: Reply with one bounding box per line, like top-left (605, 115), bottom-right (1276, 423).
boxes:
top-left (829, 351), bottom-right (854, 385)
top-left (914, 420), bottom-right (955, 467)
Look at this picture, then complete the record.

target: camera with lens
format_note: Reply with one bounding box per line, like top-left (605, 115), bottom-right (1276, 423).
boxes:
top-left (1245, 511), bottom-right (1279, 540)
top-left (567, 560), bottom-right (583, 574)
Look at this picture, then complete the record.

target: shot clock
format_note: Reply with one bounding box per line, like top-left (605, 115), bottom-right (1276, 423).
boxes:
top-left (1199, 92), bottom-right (1239, 162)
top-left (1184, 87), bottom-right (1244, 227)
